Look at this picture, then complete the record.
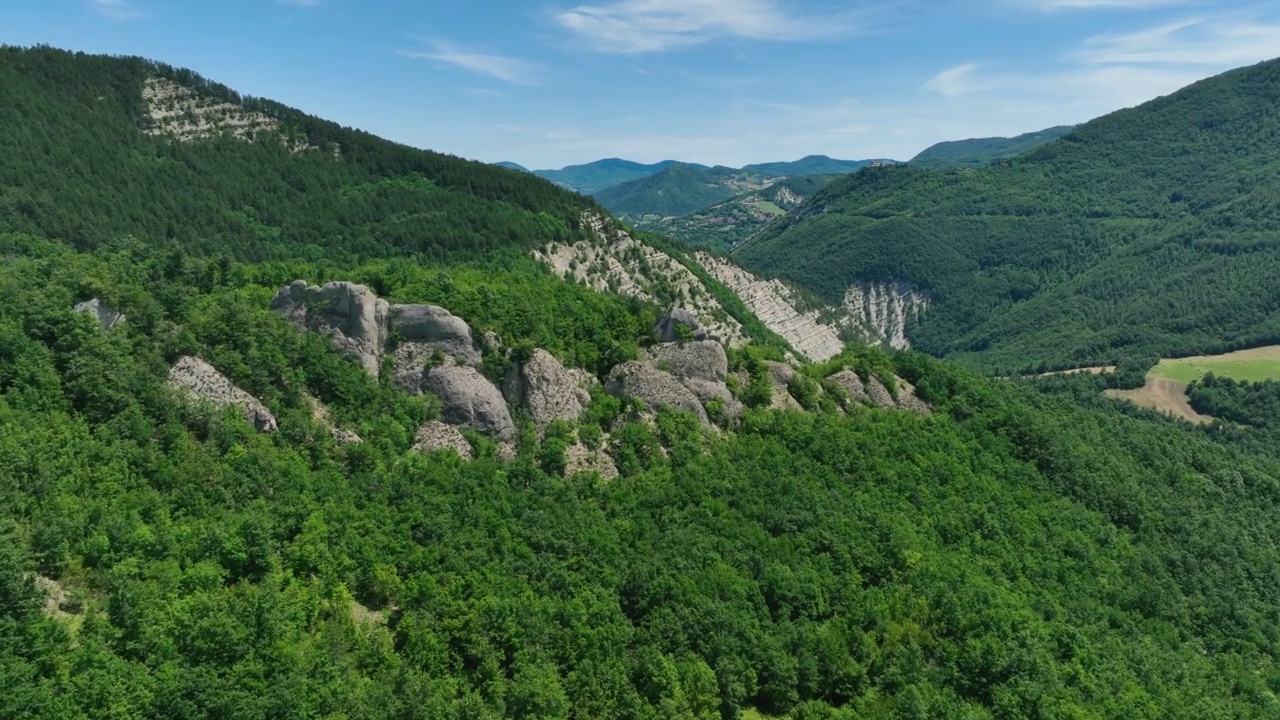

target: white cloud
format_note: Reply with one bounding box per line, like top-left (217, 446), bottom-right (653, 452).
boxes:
top-left (90, 0), bottom-right (143, 19)
top-left (1011, 0), bottom-right (1187, 10)
top-left (400, 42), bottom-right (538, 85)
top-left (923, 63), bottom-right (986, 97)
top-left (553, 0), bottom-right (851, 53)
top-left (1078, 16), bottom-right (1280, 65)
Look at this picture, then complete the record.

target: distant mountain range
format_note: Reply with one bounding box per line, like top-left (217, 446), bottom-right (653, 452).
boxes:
top-left (909, 126), bottom-right (1075, 169)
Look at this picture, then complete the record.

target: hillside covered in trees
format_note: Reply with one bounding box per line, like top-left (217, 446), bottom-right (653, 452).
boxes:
top-left (738, 58), bottom-right (1280, 373)
top-left (8, 46), bottom-right (1280, 720)
top-left (909, 126), bottom-right (1074, 169)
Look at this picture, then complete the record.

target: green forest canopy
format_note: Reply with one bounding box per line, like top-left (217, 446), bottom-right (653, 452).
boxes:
top-left (5, 46), bottom-right (1280, 719)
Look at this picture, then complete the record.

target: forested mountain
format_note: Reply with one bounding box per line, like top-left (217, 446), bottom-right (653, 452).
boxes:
top-left (10, 45), bottom-right (1280, 720)
top-left (495, 161), bottom-right (530, 172)
top-left (641, 174), bottom-right (842, 250)
top-left (741, 155), bottom-right (877, 176)
top-left (594, 163), bottom-right (775, 218)
top-left (909, 126), bottom-right (1074, 169)
top-left (738, 58), bottom-right (1280, 372)
top-left (533, 159), bottom-right (694, 195)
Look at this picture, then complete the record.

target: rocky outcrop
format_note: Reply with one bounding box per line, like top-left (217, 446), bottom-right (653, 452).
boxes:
top-left (646, 340), bottom-right (741, 419)
top-left (766, 361), bottom-right (802, 410)
top-left (167, 356), bottom-right (278, 432)
top-left (411, 421), bottom-right (474, 459)
top-left (606, 362), bottom-right (709, 424)
top-left (142, 77), bottom-right (313, 150)
top-left (533, 213), bottom-right (747, 346)
top-left (695, 253), bottom-right (850, 361)
top-left (827, 370), bottom-right (868, 404)
top-left (828, 369), bottom-right (930, 414)
top-left (565, 443), bottom-right (619, 481)
top-left (422, 365), bottom-right (516, 441)
top-left (271, 281), bottom-right (389, 377)
top-left (895, 378), bottom-right (932, 415)
top-left (843, 282), bottom-right (930, 350)
top-left (866, 376), bottom-right (896, 410)
top-left (388, 303), bottom-right (481, 393)
top-left (503, 349), bottom-right (590, 431)
top-left (73, 298), bottom-right (125, 330)
top-left (654, 309), bottom-right (709, 343)
top-left (646, 340), bottom-right (728, 383)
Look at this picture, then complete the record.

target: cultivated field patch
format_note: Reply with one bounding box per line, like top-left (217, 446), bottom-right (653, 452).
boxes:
top-left (1151, 345), bottom-right (1280, 384)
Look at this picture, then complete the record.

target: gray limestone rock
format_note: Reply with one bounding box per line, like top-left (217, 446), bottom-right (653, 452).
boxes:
top-left (503, 349), bottom-right (589, 431)
top-left (411, 420), bottom-right (475, 459)
top-left (422, 365), bottom-right (516, 441)
top-left (606, 361), bottom-right (709, 424)
top-left (167, 356), bottom-right (278, 432)
top-left (270, 280), bottom-right (389, 377)
top-left (828, 370), bottom-right (868, 404)
top-left (653, 308), bottom-right (708, 343)
top-left (388, 304), bottom-right (482, 393)
top-left (646, 340), bottom-right (728, 383)
top-left (866, 376), bottom-right (896, 410)
top-left (894, 377), bottom-right (932, 415)
top-left (73, 298), bottom-right (125, 330)
top-left (766, 361), bottom-right (796, 388)
top-left (565, 442), bottom-right (619, 481)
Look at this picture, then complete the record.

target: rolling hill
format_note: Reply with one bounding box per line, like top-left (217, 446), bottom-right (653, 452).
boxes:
top-left (10, 44), bottom-right (1280, 720)
top-left (742, 155), bottom-right (879, 176)
top-left (909, 126), bottom-right (1075, 169)
top-left (532, 158), bottom-right (695, 194)
top-left (593, 163), bottom-right (778, 218)
top-left (738, 58), bottom-right (1280, 372)
top-left (642, 174), bottom-right (842, 250)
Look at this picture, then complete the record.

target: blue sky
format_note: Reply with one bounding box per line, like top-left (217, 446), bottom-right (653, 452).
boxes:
top-left (3, 0), bottom-right (1278, 168)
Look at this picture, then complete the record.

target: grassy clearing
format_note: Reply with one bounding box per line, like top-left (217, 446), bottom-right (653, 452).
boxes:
top-left (1151, 345), bottom-right (1280, 384)
top-left (1105, 378), bottom-right (1214, 425)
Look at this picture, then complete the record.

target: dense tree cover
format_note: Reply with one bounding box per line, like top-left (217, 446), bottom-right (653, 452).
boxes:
top-left (9, 45), bottom-right (1280, 719)
top-left (909, 126), bottom-right (1075, 169)
top-left (1189, 374), bottom-right (1280, 430)
top-left (639, 175), bottom-right (841, 251)
top-left (739, 58), bottom-right (1280, 372)
top-left (6, 238), bottom-right (1280, 718)
top-left (596, 165), bottom-right (774, 219)
top-left (0, 45), bottom-right (601, 264)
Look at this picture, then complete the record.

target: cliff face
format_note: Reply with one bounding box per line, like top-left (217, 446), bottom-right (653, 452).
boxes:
top-left (843, 282), bottom-right (930, 350)
top-left (533, 213), bottom-right (748, 346)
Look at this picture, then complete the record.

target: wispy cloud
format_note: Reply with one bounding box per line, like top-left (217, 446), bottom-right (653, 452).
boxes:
top-left (1010, 0), bottom-right (1187, 10)
top-left (400, 41), bottom-right (538, 85)
top-left (90, 0), bottom-right (144, 19)
top-left (923, 63), bottom-right (987, 97)
top-left (1078, 16), bottom-right (1280, 65)
top-left (553, 0), bottom-right (854, 53)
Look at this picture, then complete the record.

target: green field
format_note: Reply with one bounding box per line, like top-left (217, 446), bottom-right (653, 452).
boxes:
top-left (1151, 345), bottom-right (1280, 384)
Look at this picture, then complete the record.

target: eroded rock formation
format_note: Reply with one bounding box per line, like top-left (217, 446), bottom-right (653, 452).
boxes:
top-left (271, 280), bottom-right (389, 377)
top-left (167, 356), bottom-right (278, 432)
top-left (73, 298), bottom-right (125, 330)
top-left (503, 349), bottom-right (590, 431)
top-left (423, 365), bottom-right (516, 441)
top-left (606, 361), bottom-right (709, 424)
top-left (411, 420), bottom-right (475, 459)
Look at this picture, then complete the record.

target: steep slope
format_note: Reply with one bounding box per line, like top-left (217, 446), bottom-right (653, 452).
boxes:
top-left (495, 161), bottom-right (530, 172)
top-left (910, 125), bottom-right (1074, 168)
top-left (740, 58), bottom-right (1280, 372)
top-left (0, 47), bottom-right (600, 264)
top-left (533, 158), bottom-right (694, 194)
